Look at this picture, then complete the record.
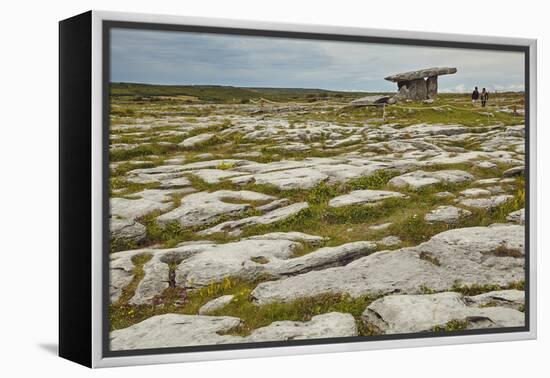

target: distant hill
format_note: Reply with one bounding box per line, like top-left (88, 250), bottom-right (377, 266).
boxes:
top-left (110, 82), bottom-right (377, 102)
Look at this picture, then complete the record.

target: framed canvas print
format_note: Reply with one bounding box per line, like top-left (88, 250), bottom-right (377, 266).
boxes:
top-left (59, 10), bottom-right (537, 368)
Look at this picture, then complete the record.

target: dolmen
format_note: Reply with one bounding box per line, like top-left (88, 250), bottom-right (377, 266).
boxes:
top-left (384, 67), bottom-right (457, 101)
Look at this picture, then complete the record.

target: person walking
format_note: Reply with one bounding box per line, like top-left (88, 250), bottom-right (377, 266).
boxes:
top-left (480, 88), bottom-right (489, 107)
top-left (471, 86), bottom-right (480, 106)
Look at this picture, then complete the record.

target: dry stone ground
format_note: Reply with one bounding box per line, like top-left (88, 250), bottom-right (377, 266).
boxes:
top-left (108, 92), bottom-right (526, 350)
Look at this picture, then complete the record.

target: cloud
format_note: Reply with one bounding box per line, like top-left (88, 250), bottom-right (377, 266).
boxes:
top-left (442, 84), bottom-right (467, 93)
top-left (110, 28), bottom-right (525, 92)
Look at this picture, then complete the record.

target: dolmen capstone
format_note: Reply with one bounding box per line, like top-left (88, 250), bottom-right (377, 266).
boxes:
top-left (385, 67), bottom-right (457, 101)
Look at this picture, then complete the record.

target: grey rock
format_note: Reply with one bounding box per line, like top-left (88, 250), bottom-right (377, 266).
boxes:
top-left (475, 161), bottom-right (498, 169)
top-left (198, 295), bottom-right (235, 315)
top-left (476, 178), bottom-right (501, 185)
top-left (369, 222), bottom-right (393, 231)
top-left (251, 225), bottom-right (524, 305)
top-left (401, 124), bottom-right (469, 137)
top-left (487, 185), bottom-right (504, 194)
top-left (110, 314), bottom-right (243, 350)
top-left (110, 218), bottom-right (147, 242)
top-left (328, 190), bottom-right (406, 208)
top-left (179, 133), bottom-right (214, 148)
top-left (459, 188), bottom-right (492, 197)
top-left (385, 67), bottom-right (458, 82)
top-left (156, 190), bottom-right (277, 229)
top-left (426, 76), bottom-right (438, 98)
top-left (435, 191), bottom-right (454, 198)
top-left (189, 169), bottom-right (249, 184)
top-left (403, 79), bottom-right (428, 101)
top-left (110, 196), bottom-right (172, 221)
top-left (362, 292), bottom-right (524, 334)
top-left (256, 198), bottom-right (290, 212)
top-left (159, 178), bottom-right (195, 189)
top-left (268, 241), bottom-right (377, 277)
top-left (468, 290), bottom-right (524, 309)
top-left (198, 202), bottom-right (308, 236)
top-left (507, 208), bottom-right (525, 225)
top-left (110, 312), bottom-right (357, 350)
top-left (116, 238), bottom-right (376, 304)
top-left (195, 153), bottom-right (214, 160)
top-left (503, 166), bottom-right (525, 177)
top-left (246, 232), bottom-right (327, 246)
top-left (378, 235), bottom-right (402, 247)
top-left (240, 167), bottom-right (329, 190)
top-left (109, 250), bottom-right (150, 302)
top-left (458, 195), bottom-right (513, 210)
top-left (424, 205), bottom-right (471, 224)
top-left (350, 96), bottom-right (390, 106)
top-left (246, 312), bottom-right (358, 342)
top-left (388, 170), bottom-right (474, 189)
top-left (126, 166), bottom-right (191, 185)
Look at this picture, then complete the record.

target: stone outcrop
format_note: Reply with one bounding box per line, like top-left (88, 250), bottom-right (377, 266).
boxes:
top-left (198, 295), bottom-right (235, 315)
top-left (328, 190), bottom-right (407, 208)
top-left (362, 291), bottom-right (524, 334)
top-left (424, 205), bottom-right (471, 224)
top-left (110, 312), bottom-right (358, 350)
top-left (388, 170), bottom-right (474, 189)
top-left (250, 225), bottom-right (524, 305)
top-left (110, 235), bottom-right (377, 305)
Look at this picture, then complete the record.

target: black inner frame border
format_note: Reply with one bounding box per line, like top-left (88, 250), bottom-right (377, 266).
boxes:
top-left (102, 19), bottom-right (531, 359)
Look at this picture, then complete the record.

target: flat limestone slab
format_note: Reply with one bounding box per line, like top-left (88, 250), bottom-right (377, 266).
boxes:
top-left (156, 190), bottom-right (277, 228)
top-left (362, 291), bottom-right (524, 334)
top-left (350, 95), bottom-right (390, 106)
top-left (110, 197), bottom-right (173, 221)
top-left (251, 225), bottom-right (524, 305)
top-left (110, 218), bottom-right (147, 242)
top-left (458, 195), bottom-right (513, 210)
top-left (198, 202), bottom-right (308, 236)
top-left (507, 208), bottom-right (525, 225)
top-left (385, 67), bottom-right (457, 82)
top-left (179, 133), bottom-right (214, 148)
top-left (198, 295), bottom-right (235, 315)
top-left (388, 170), bottom-right (474, 189)
top-left (328, 190), bottom-right (407, 208)
top-left (111, 237), bottom-right (376, 305)
top-left (424, 205), bottom-right (471, 224)
top-left (110, 312), bottom-right (357, 350)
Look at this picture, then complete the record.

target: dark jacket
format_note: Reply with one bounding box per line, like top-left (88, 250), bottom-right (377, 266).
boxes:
top-left (472, 89), bottom-right (480, 100)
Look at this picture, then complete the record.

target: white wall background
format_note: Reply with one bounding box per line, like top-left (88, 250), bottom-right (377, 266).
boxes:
top-left (0, 0), bottom-right (546, 376)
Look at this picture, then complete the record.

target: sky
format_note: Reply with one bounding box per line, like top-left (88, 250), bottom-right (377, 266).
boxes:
top-left (110, 28), bottom-right (525, 93)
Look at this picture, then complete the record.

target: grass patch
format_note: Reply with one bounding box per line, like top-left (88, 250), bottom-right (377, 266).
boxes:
top-left (419, 252), bottom-right (441, 266)
top-left (492, 242), bottom-right (523, 258)
top-left (110, 237), bottom-right (138, 253)
top-left (110, 273), bottom-right (379, 335)
top-left (216, 293), bottom-right (378, 337)
top-left (432, 319), bottom-right (469, 332)
top-left (110, 143), bottom-right (179, 162)
top-left (216, 161), bottom-right (237, 170)
top-left (450, 281), bottom-right (525, 296)
top-left (114, 253), bottom-right (153, 305)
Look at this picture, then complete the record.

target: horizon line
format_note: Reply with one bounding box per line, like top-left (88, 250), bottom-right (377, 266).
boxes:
top-left (110, 81), bottom-right (525, 94)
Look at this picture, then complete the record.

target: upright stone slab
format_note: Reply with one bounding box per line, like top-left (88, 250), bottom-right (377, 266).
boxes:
top-left (427, 76), bottom-right (438, 98)
top-left (406, 79), bottom-right (428, 101)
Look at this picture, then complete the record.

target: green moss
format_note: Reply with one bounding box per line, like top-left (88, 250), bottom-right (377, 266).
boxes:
top-left (114, 253), bottom-right (153, 305)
